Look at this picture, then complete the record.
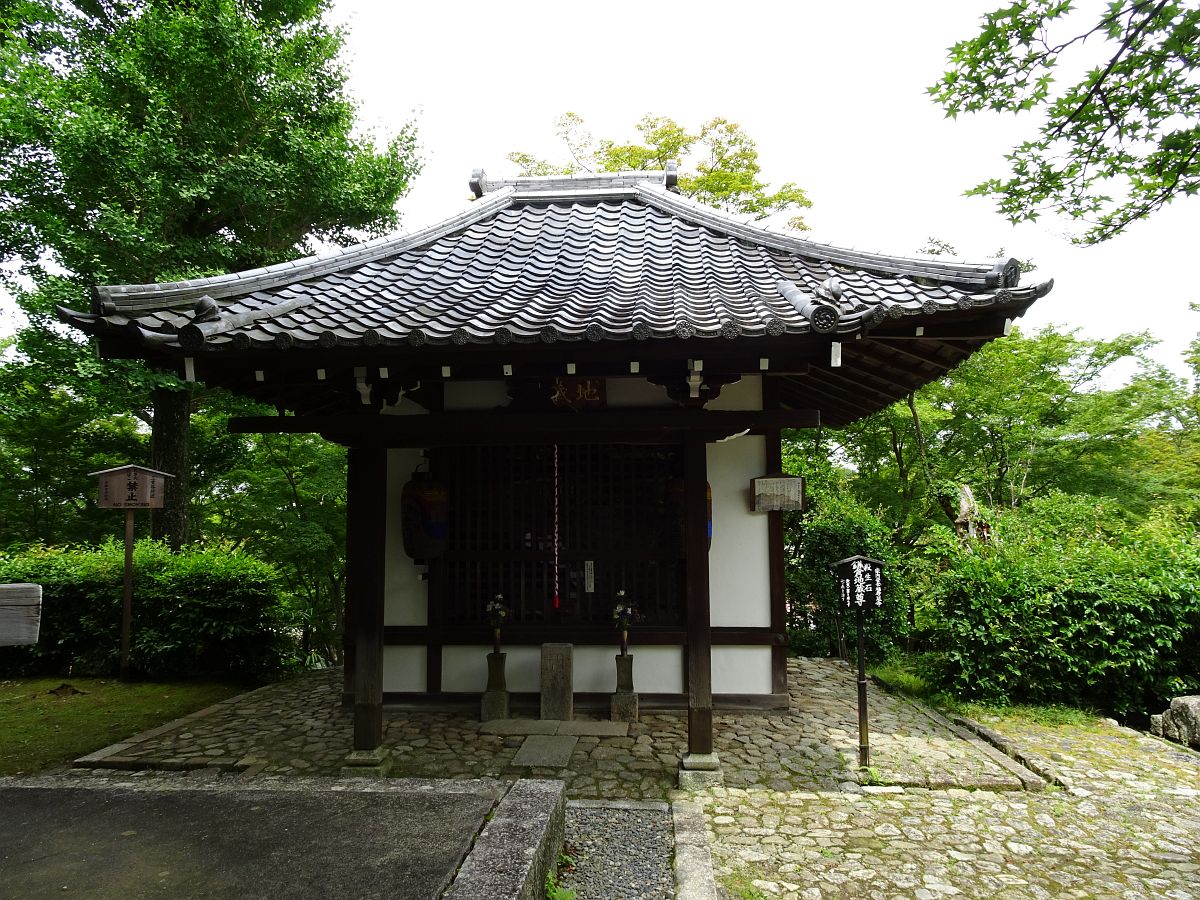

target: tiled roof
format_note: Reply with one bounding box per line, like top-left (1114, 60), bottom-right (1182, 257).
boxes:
top-left (61, 170), bottom-right (1051, 353)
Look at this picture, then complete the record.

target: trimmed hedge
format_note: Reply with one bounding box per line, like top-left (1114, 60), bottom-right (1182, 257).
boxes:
top-left (920, 494), bottom-right (1200, 717)
top-left (0, 541), bottom-right (297, 681)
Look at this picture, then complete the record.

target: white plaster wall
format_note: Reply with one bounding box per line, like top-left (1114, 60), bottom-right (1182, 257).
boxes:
top-left (712, 646), bottom-right (772, 694)
top-left (383, 646), bottom-right (427, 692)
top-left (384, 448), bottom-right (428, 627)
top-left (572, 646), bottom-right (684, 693)
top-left (444, 380), bottom-right (511, 410)
top-left (605, 378), bottom-right (672, 407)
top-left (440, 645), bottom-right (684, 694)
top-left (706, 374), bottom-right (761, 411)
top-left (707, 435), bottom-right (771, 628)
top-left (443, 645), bottom-right (541, 692)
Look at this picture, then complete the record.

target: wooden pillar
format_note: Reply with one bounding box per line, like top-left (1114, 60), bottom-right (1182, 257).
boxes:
top-left (341, 571), bottom-right (357, 707)
top-left (347, 445), bottom-right (387, 751)
top-left (683, 434), bottom-right (713, 756)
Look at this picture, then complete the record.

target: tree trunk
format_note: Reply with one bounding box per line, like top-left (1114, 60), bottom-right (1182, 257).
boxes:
top-left (150, 385), bottom-right (192, 550)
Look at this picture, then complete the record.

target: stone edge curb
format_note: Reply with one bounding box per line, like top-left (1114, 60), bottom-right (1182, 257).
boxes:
top-left (943, 712), bottom-right (1072, 791)
top-left (908, 702), bottom-right (1051, 791)
top-left (72, 675), bottom-right (304, 768)
top-left (0, 772), bottom-right (511, 799)
top-left (443, 778), bottom-right (565, 900)
top-left (672, 800), bottom-right (719, 900)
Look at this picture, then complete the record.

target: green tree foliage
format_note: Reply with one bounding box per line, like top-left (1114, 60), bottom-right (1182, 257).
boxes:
top-left (780, 431), bottom-right (910, 662)
top-left (835, 326), bottom-right (1180, 545)
top-left (197, 432), bottom-right (347, 664)
top-left (0, 0), bottom-right (419, 546)
top-left (931, 1), bottom-right (1200, 244)
top-left (920, 494), bottom-right (1200, 717)
top-left (0, 540), bottom-right (297, 680)
top-left (508, 112), bottom-right (813, 230)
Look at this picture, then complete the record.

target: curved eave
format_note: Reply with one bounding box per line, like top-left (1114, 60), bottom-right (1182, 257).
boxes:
top-left (60, 280), bottom-right (1051, 355)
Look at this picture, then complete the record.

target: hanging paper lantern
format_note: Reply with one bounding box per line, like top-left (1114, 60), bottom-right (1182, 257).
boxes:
top-left (400, 471), bottom-right (448, 561)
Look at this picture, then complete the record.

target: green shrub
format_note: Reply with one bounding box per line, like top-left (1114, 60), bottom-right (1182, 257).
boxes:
top-left (784, 492), bottom-right (910, 663)
top-left (0, 540), bottom-right (297, 681)
top-left (921, 494), bottom-right (1200, 717)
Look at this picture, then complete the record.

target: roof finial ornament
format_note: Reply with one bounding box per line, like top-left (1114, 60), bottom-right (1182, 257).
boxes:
top-left (469, 168), bottom-right (487, 199)
top-left (816, 277), bottom-right (845, 303)
top-left (664, 161), bottom-right (680, 193)
top-left (192, 295), bottom-right (221, 323)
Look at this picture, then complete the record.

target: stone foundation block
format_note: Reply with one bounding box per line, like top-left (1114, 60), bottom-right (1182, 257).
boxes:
top-left (481, 690), bottom-right (509, 722)
top-left (610, 690), bottom-right (638, 722)
top-left (678, 751), bottom-right (723, 789)
top-left (339, 746), bottom-right (392, 779)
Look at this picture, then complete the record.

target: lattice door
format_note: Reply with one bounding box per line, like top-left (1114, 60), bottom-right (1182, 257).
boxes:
top-left (431, 444), bottom-right (685, 629)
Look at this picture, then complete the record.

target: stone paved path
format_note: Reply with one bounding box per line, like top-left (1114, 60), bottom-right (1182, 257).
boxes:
top-left (74, 658), bottom-right (1023, 797)
top-left (702, 716), bottom-right (1200, 899)
top-left (64, 658), bottom-right (1200, 898)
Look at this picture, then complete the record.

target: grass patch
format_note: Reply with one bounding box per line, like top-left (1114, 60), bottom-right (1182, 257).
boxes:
top-left (0, 678), bottom-right (244, 776)
top-left (870, 654), bottom-right (1100, 728)
top-left (720, 870), bottom-right (772, 900)
top-left (942, 699), bottom-right (1101, 728)
top-left (869, 659), bottom-right (935, 699)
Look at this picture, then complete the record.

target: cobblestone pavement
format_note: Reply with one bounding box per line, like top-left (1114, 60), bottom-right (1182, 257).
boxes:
top-left (74, 658), bottom-right (1023, 798)
top-left (55, 658), bottom-right (1200, 898)
top-left (702, 717), bottom-right (1200, 899)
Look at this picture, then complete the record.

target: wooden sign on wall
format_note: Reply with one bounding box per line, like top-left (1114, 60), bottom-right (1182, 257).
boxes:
top-left (752, 475), bottom-right (805, 512)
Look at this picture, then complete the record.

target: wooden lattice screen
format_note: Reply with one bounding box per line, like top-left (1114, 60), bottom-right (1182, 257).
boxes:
top-left (430, 444), bottom-right (686, 630)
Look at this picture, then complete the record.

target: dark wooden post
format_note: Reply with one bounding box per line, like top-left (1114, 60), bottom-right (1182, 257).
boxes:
top-left (120, 508), bottom-right (135, 680)
top-left (683, 435), bottom-right (713, 757)
top-left (347, 445), bottom-right (387, 751)
top-left (341, 577), bottom-right (357, 707)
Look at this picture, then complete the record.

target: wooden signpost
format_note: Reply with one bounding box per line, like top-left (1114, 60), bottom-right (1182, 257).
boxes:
top-left (835, 555), bottom-right (885, 768)
top-left (0, 583), bottom-right (41, 647)
top-left (89, 465), bottom-right (173, 679)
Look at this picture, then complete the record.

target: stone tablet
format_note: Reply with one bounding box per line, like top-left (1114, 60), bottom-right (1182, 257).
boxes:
top-left (540, 643), bottom-right (573, 721)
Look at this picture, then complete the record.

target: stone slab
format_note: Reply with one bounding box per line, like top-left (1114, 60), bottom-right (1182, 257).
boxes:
top-left (479, 718), bottom-right (560, 736)
top-left (673, 800), bottom-right (719, 900)
top-left (444, 779), bottom-right (566, 900)
top-left (511, 735), bottom-right (579, 768)
top-left (0, 782), bottom-right (494, 900)
top-left (556, 720), bottom-right (629, 737)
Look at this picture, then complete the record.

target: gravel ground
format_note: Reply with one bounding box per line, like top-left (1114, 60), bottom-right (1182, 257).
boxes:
top-left (560, 800), bottom-right (676, 899)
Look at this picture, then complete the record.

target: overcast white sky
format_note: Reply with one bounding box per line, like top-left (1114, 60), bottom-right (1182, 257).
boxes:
top-left (3, 1), bottom-right (1194, 380)
top-left (328, 0), bottom-right (1199, 378)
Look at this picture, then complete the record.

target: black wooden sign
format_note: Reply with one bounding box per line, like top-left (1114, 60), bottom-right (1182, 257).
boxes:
top-left (836, 555), bottom-right (884, 610)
